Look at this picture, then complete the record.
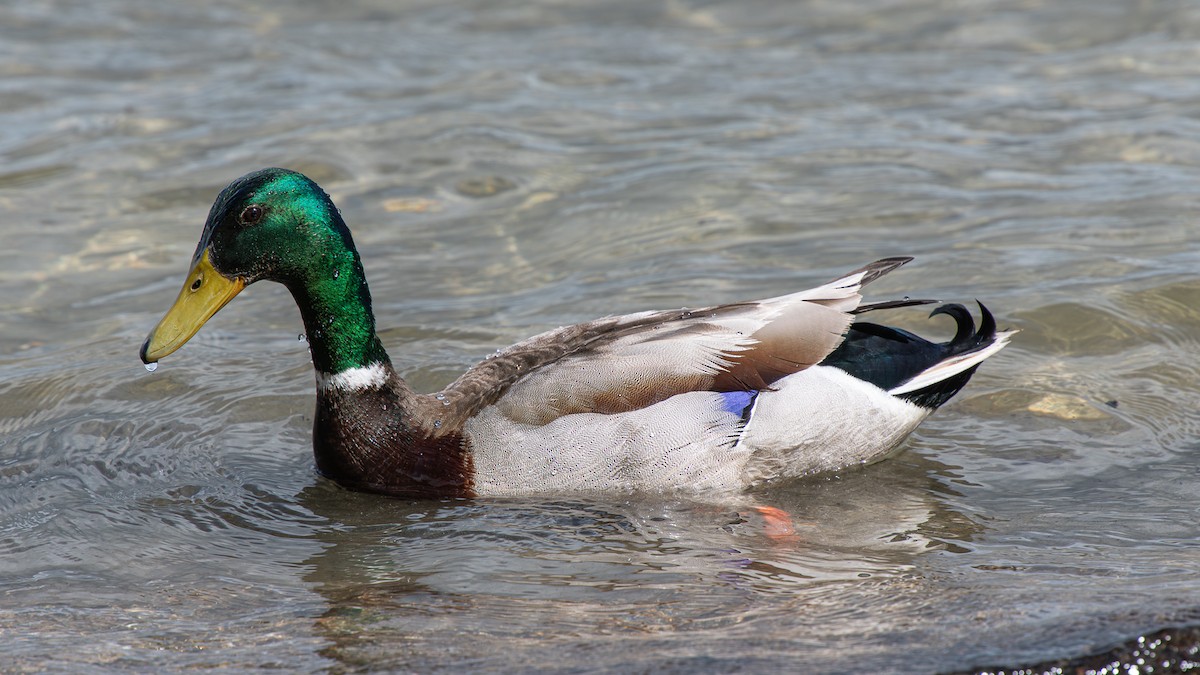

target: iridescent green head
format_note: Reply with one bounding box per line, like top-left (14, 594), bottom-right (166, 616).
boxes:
top-left (197, 168), bottom-right (350, 284)
top-left (141, 168), bottom-right (389, 375)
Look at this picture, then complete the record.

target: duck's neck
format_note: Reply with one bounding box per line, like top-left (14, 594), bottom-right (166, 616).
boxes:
top-left (285, 241), bottom-right (393, 380)
top-left (274, 217), bottom-right (473, 497)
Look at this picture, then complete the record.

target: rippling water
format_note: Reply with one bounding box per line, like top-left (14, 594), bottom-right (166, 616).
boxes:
top-left (3, 0), bottom-right (1200, 672)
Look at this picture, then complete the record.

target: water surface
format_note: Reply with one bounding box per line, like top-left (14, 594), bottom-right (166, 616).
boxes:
top-left (2, 1), bottom-right (1200, 672)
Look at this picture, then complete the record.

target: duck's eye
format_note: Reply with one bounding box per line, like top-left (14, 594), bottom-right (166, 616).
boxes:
top-left (239, 205), bottom-right (264, 225)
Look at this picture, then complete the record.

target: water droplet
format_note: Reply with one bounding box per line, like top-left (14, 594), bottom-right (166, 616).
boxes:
top-left (435, 393), bottom-right (446, 400)
top-left (298, 333), bottom-right (307, 342)
top-left (550, 470), bottom-right (559, 476)
top-left (433, 420), bottom-right (442, 429)
top-left (144, 362), bottom-right (158, 372)
top-left (333, 269), bottom-right (340, 279)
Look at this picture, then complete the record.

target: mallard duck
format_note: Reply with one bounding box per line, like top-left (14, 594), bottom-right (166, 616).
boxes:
top-left (141, 168), bottom-right (1014, 498)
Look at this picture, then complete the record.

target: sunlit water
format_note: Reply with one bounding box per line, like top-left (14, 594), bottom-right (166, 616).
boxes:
top-left (2, 1), bottom-right (1200, 672)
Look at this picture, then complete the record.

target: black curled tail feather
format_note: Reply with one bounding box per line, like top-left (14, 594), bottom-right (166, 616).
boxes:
top-left (820, 301), bottom-right (1003, 410)
top-left (896, 301), bottom-right (1000, 409)
top-left (929, 303), bottom-right (975, 344)
top-left (929, 301), bottom-right (997, 355)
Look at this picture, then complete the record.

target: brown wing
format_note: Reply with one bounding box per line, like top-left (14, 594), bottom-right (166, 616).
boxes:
top-left (440, 257), bottom-right (912, 425)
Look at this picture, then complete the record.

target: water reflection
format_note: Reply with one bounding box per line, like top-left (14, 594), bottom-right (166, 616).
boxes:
top-left (297, 454), bottom-right (979, 669)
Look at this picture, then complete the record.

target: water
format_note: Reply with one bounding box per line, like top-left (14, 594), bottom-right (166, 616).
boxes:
top-left (2, 0), bottom-right (1200, 672)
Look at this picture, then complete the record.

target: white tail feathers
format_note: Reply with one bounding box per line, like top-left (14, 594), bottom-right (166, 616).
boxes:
top-left (888, 329), bottom-right (1018, 397)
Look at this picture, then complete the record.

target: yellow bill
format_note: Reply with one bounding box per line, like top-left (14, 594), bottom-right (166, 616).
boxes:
top-left (140, 249), bottom-right (245, 363)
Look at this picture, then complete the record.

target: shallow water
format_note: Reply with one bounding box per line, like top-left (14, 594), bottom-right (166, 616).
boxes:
top-left (2, 0), bottom-right (1200, 672)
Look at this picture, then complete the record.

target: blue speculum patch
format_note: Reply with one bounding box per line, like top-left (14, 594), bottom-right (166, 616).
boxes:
top-left (717, 390), bottom-right (758, 418)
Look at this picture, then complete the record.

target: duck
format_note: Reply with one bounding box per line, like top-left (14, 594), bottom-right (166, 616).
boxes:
top-left (140, 168), bottom-right (1015, 499)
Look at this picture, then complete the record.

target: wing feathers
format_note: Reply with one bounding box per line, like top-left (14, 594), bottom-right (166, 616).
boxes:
top-left (797, 256), bottom-right (913, 311)
top-left (449, 258), bottom-right (912, 425)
